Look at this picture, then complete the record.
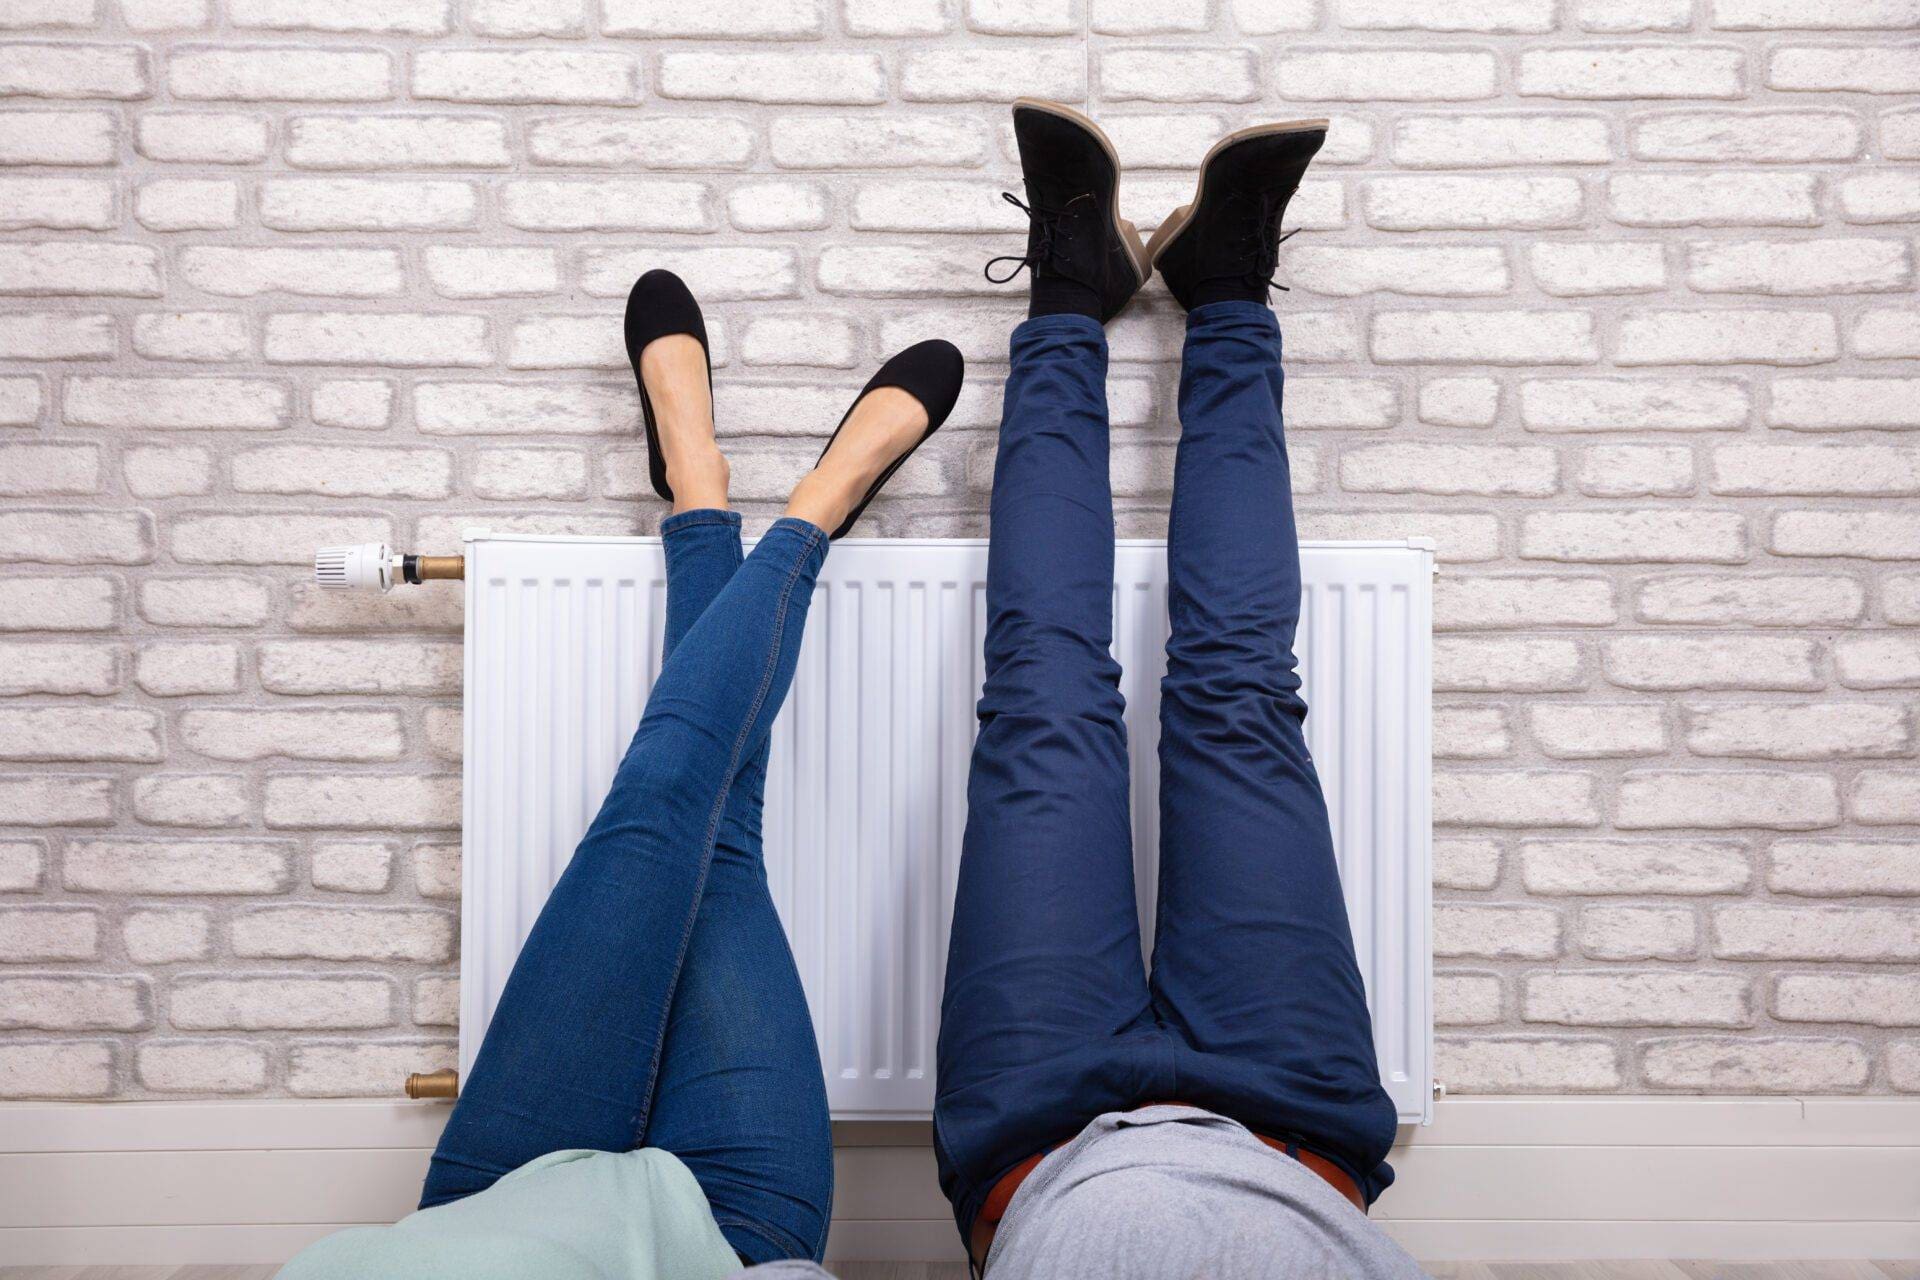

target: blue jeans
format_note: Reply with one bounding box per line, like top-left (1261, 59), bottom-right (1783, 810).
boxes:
top-left (420, 513), bottom-right (836, 1266)
top-left (934, 303), bottom-right (1399, 1241)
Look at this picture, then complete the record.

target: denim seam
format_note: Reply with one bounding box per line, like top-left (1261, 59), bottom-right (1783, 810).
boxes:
top-left (629, 524), bottom-right (821, 1148)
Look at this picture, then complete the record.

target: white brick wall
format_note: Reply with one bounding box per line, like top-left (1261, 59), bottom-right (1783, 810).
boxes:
top-left (0, 1), bottom-right (1914, 1103)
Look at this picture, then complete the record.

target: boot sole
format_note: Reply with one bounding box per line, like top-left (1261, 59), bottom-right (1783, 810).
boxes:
top-left (1012, 97), bottom-right (1151, 290)
top-left (1144, 118), bottom-right (1331, 271)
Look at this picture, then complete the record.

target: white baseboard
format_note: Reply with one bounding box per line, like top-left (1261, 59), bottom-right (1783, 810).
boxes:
top-left (3, 1097), bottom-right (1916, 1265)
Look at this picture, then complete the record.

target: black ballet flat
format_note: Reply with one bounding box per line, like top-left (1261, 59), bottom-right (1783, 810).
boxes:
top-left (817, 340), bottom-right (965, 540)
top-left (623, 269), bottom-right (710, 504)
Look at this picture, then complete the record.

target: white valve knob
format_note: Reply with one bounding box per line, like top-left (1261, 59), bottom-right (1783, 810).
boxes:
top-left (315, 542), bottom-right (400, 592)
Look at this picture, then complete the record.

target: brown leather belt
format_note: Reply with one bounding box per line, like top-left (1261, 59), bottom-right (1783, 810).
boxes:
top-left (967, 1109), bottom-right (1366, 1265)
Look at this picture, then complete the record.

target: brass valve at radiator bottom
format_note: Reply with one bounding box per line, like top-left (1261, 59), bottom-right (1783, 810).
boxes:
top-left (406, 1068), bottom-right (460, 1100)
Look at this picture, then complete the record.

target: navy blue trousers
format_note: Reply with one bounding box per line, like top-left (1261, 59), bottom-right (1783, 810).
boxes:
top-left (934, 302), bottom-right (1398, 1242)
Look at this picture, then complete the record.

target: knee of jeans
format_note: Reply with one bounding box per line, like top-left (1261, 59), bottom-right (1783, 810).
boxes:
top-left (704, 1160), bottom-right (834, 1265)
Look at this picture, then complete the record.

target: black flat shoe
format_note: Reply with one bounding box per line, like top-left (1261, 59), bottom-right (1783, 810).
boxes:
top-left (816, 339), bottom-right (964, 540)
top-left (1148, 120), bottom-right (1328, 311)
top-left (623, 268), bottom-right (710, 503)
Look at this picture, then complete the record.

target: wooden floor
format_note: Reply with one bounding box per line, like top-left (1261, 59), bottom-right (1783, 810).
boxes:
top-left (5, 1264), bottom-right (1915, 1278)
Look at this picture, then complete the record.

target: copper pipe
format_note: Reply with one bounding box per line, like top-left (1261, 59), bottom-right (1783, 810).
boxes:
top-left (416, 555), bottom-right (465, 581)
top-left (406, 1067), bottom-right (460, 1099)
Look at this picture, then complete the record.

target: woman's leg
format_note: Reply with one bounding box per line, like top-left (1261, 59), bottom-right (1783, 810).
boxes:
top-left (1148, 301), bottom-right (1399, 1200)
top-left (934, 314), bottom-right (1161, 1242)
top-left (644, 509), bottom-right (834, 1264)
top-left (420, 514), bottom-right (831, 1206)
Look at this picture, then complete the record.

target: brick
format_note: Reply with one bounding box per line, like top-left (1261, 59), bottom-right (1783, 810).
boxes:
top-left (1365, 176), bottom-right (1582, 231)
top-left (177, 247), bottom-right (400, 300)
top-left (288, 1040), bottom-right (455, 1097)
top-left (265, 314), bottom-right (487, 368)
top-left (133, 313), bottom-right (250, 363)
top-left (581, 246), bottom-right (798, 300)
top-left (602, 0), bottom-right (821, 35)
top-left (0, 510), bottom-right (152, 565)
top-left (1524, 839), bottom-right (1751, 897)
top-left (1529, 703), bottom-right (1667, 758)
top-left (231, 906), bottom-right (452, 962)
top-left (1634, 575), bottom-right (1862, 627)
top-left (1436, 576), bottom-right (1615, 631)
top-left (770, 115), bottom-right (986, 169)
top-left (1288, 246), bottom-right (1509, 297)
top-left (1344, 0), bottom-right (1552, 28)
top-left (228, 0), bottom-right (450, 32)
top-left (1275, 49), bottom-right (1498, 101)
top-left (0, 975), bottom-right (146, 1030)
top-left (171, 975), bottom-right (392, 1030)
top-left (741, 316), bottom-right (859, 369)
top-left (70, 377), bottom-right (287, 433)
top-left (416, 382), bottom-right (629, 437)
top-left (1770, 45), bottom-right (1920, 94)
top-left (818, 244), bottom-right (1005, 298)
top-left (122, 445), bottom-right (210, 498)
top-left (0, 242), bottom-right (160, 297)
top-left (1419, 378), bottom-right (1499, 428)
top-left (0, 442), bottom-right (100, 496)
top-left (137, 1041), bottom-right (267, 1093)
top-left (1837, 635), bottom-right (1920, 690)
top-left (1374, 311), bottom-right (1596, 366)
top-left (259, 640), bottom-right (459, 696)
top-left (1614, 170), bottom-right (1823, 229)
top-left (969, 0), bottom-right (1075, 30)
top-left (0, 841), bottom-right (44, 892)
top-left (0, 176), bottom-right (112, 230)
top-left (139, 578), bottom-right (263, 630)
top-left (260, 179), bottom-right (476, 231)
top-left (1519, 46), bottom-right (1744, 99)
top-left (1434, 769), bottom-right (1599, 827)
top-left (0, 706), bottom-right (158, 762)
top-left (231, 444), bottom-right (452, 500)
top-left (1530, 243), bottom-right (1668, 296)
top-left (1522, 377), bottom-right (1744, 432)
top-left (501, 179), bottom-right (709, 232)
top-left (1342, 443), bottom-right (1556, 496)
top-left (0, 377), bottom-right (40, 424)
top-left (1618, 771), bottom-right (1840, 831)
top-left (467, 0), bottom-right (586, 36)
top-left (138, 111), bottom-right (267, 163)
top-left (1855, 309), bottom-right (1920, 360)
top-left (313, 380), bottom-right (394, 429)
top-left (1281, 377), bottom-right (1399, 428)
top-left (413, 49), bottom-right (634, 104)
top-left (285, 114), bottom-right (507, 170)
top-left (0, 1042), bottom-right (111, 1098)
top-left (1715, 0), bottom-right (1920, 26)
top-left (413, 842), bottom-right (460, 898)
top-left (1886, 108), bottom-right (1920, 159)
top-left (0, 907), bottom-right (97, 962)
top-left (528, 115), bottom-right (751, 170)
top-left (1687, 702), bottom-right (1909, 760)
top-left (850, 180), bottom-right (1018, 233)
top-left (1393, 113), bottom-right (1609, 169)
top-left (1436, 903), bottom-right (1563, 958)
top-left (1644, 1036), bottom-right (1868, 1091)
top-left (1091, 0), bottom-right (1207, 32)
top-left (0, 313), bottom-right (113, 363)
top-left (181, 708), bottom-right (403, 763)
top-left (423, 709), bottom-right (461, 761)
top-left (729, 181), bottom-right (828, 231)
top-left (469, 447), bottom-right (587, 501)
top-left (1522, 510), bottom-right (1746, 563)
top-left (1770, 378), bottom-right (1920, 431)
top-left (1712, 444), bottom-right (1920, 496)
top-left (168, 46), bottom-right (389, 102)
top-left (0, 775), bottom-right (112, 826)
top-left (135, 178), bottom-right (237, 231)
top-left (1771, 840), bottom-right (1920, 897)
top-left (659, 52), bottom-right (882, 105)
top-left (1691, 239), bottom-right (1912, 296)
top-left (122, 909), bottom-right (209, 963)
top-left (1855, 771), bottom-right (1920, 825)
top-left (1888, 575), bottom-right (1920, 624)
top-left (134, 642), bottom-right (238, 696)
top-left (901, 49), bottom-right (1084, 103)
top-left (0, 642), bottom-right (115, 696)
top-left (264, 774), bottom-right (460, 831)
top-left (1099, 49), bottom-right (1260, 103)
top-left (1100, 113), bottom-right (1230, 169)
top-left (1435, 837), bottom-right (1501, 890)
top-left (1618, 308), bottom-right (1839, 367)
top-left (312, 841), bottom-right (394, 894)
top-left (1714, 904), bottom-right (1919, 961)
top-left (1776, 974), bottom-right (1920, 1028)
top-left (0, 109), bottom-right (114, 163)
top-left (1298, 511), bottom-right (1500, 562)
top-left (1436, 707), bottom-right (1511, 759)
top-left (1895, 1042), bottom-right (1920, 1093)
top-left (1604, 635), bottom-right (1820, 690)
top-left (1437, 1035), bottom-right (1621, 1091)
top-left (67, 839), bottom-right (288, 894)
top-left (133, 774), bottom-right (247, 827)
top-left (1841, 173), bottom-right (1920, 224)
top-left (506, 316), bottom-right (625, 371)
top-left (1631, 111), bottom-right (1862, 162)
top-left (1531, 968), bottom-right (1745, 1023)
top-left (1771, 511), bottom-right (1920, 560)
top-left (1435, 973), bottom-right (1503, 1026)
top-left (0, 41), bottom-right (146, 99)
top-left (413, 975), bottom-right (459, 1026)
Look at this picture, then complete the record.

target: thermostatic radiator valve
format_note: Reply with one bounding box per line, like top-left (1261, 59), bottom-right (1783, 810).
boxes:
top-left (315, 542), bottom-right (464, 592)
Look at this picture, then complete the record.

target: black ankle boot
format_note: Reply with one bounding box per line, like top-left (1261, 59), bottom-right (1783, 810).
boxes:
top-left (1148, 120), bottom-right (1328, 311)
top-left (985, 99), bottom-right (1149, 324)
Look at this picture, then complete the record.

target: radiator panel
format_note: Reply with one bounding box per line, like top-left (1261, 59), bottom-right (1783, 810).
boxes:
top-left (460, 535), bottom-right (1434, 1123)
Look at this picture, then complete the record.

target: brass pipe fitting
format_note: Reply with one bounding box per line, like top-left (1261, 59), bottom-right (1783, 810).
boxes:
top-left (406, 1067), bottom-right (460, 1100)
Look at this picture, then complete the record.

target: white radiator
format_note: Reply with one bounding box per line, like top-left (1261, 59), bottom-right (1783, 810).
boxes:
top-left (459, 533), bottom-right (1435, 1124)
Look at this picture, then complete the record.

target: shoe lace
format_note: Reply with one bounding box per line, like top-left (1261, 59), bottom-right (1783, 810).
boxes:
top-left (1236, 187), bottom-right (1303, 296)
top-left (983, 190), bottom-right (1092, 284)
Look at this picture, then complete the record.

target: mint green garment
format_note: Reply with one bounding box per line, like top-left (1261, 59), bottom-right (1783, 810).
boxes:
top-left (278, 1147), bottom-right (745, 1280)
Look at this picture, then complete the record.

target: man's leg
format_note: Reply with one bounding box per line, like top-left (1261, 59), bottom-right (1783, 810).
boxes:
top-left (645, 509), bottom-right (833, 1265)
top-left (1149, 301), bottom-right (1399, 1200)
top-left (934, 314), bottom-right (1164, 1241)
top-left (421, 516), bottom-right (830, 1206)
